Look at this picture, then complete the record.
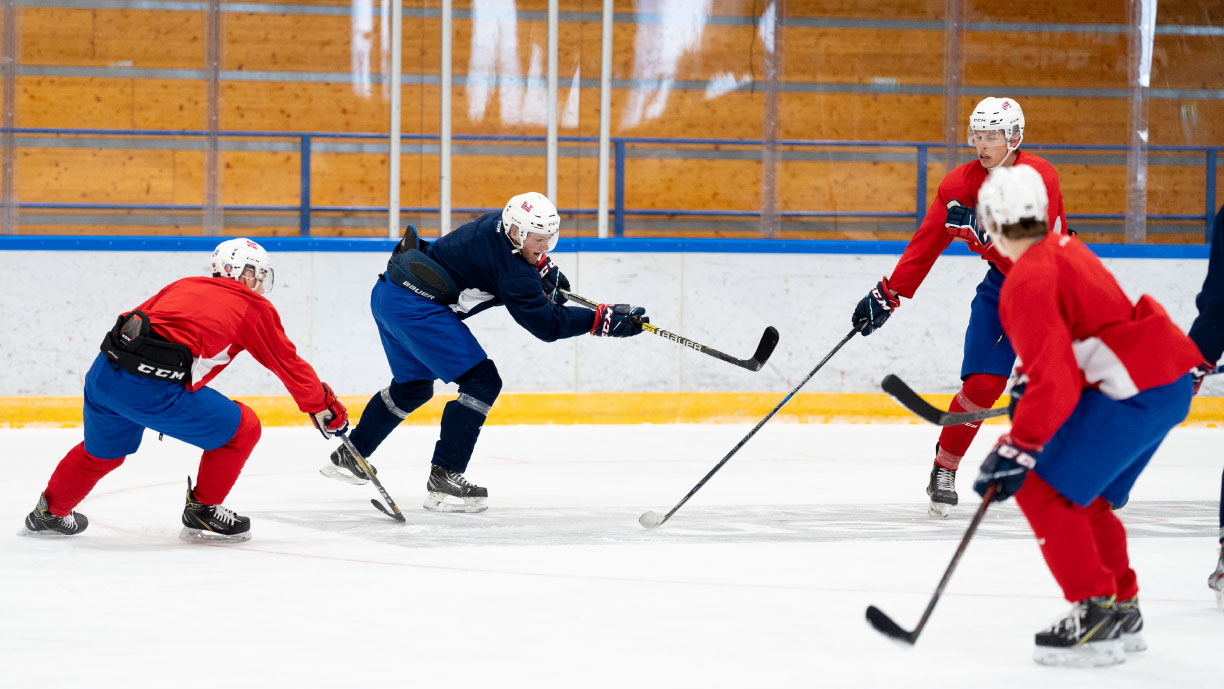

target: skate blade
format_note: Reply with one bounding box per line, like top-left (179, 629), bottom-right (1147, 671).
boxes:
top-left (1034, 640), bottom-right (1125, 668)
top-left (927, 501), bottom-right (953, 519)
top-left (319, 464), bottom-right (369, 486)
top-left (1215, 588), bottom-right (1224, 612)
top-left (1121, 632), bottom-right (1147, 653)
top-left (423, 492), bottom-right (488, 514)
top-left (179, 526), bottom-right (252, 544)
top-left (17, 527), bottom-right (78, 538)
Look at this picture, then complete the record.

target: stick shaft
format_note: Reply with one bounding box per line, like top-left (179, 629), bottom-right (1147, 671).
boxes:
top-left (647, 326), bottom-right (860, 527)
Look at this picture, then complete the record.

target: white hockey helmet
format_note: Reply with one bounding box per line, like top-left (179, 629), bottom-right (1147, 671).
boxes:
top-left (977, 164), bottom-right (1048, 242)
top-left (967, 97), bottom-right (1025, 149)
top-left (210, 237), bottom-right (275, 292)
top-left (502, 192), bottom-right (560, 252)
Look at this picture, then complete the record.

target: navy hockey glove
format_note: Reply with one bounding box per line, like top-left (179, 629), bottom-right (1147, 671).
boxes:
top-left (945, 200), bottom-right (990, 246)
top-left (973, 436), bottom-right (1039, 503)
top-left (535, 254), bottom-right (570, 305)
top-left (852, 277), bottom-right (900, 336)
top-left (590, 304), bottom-right (648, 338)
top-left (311, 382), bottom-right (349, 439)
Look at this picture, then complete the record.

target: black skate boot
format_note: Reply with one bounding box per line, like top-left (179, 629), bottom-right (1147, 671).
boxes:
top-left (180, 478), bottom-right (251, 543)
top-left (1209, 544), bottom-right (1224, 611)
top-left (319, 443), bottom-right (377, 485)
top-left (926, 458), bottom-right (958, 519)
top-left (1033, 595), bottom-right (1125, 667)
top-left (424, 464), bottom-right (488, 513)
top-left (22, 493), bottom-right (88, 536)
top-left (1115, 596), bottom-right (1146, 652)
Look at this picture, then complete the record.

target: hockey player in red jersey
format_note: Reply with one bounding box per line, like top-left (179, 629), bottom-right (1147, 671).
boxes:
top-left (851, 97), bottom-right (1068, 518)
top-left (969, 165), bottom-right (1205, 666)
top-left (22, 238), bottom-right (349, 543)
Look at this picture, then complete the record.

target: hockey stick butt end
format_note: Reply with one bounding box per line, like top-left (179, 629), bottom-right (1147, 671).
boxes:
top-left (638, 511), bottom-right (665, 529)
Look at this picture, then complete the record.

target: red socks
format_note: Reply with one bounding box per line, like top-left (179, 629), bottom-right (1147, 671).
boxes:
top-left (191, 401), bottom-right (261, 505)
top-left (935, 373), bottom-right (1008, 471)
top-left (1016, 473), bottom-right (1137, 602)
top-left (44, 442), bottom-right (125, 516)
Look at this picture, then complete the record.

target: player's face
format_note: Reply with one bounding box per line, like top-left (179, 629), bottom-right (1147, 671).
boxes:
top-left (517, 229), bottom-right (551, 264)
top-left (239, 266), bottom-right (266, 294)
top-left (971, 129), bottom-right (1014, 168)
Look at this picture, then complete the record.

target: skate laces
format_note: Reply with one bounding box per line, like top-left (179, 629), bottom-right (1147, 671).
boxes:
top-left (210, 504), bottom-right (239, 526)
top-left (58, 513), bottom-right (78, 530)
top-left (1047, 601), bottom-right (1087, 638)
top-left (935, 467), bottom-right (955, 491)
top-left (448, 470), bottom-right (474, 487)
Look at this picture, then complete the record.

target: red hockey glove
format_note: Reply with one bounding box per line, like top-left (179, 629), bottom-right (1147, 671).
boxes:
top-left (311, 382), bottom-right (349, 439)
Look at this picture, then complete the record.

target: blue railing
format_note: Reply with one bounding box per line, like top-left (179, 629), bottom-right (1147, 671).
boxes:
top-left (7, 128), bottom-right (1223, 240)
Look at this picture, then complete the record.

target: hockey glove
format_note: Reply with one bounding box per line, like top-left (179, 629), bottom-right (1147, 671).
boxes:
top-left (1193, 361), bottom-right (1215, 396)
top-left (1007, 372), bottom-right (1028, 420)
top-left (852, 277), bottom-right (900, 336)
top-left (973, 436), bottom-right (1039, 503)
top-left (535, 254), bottom-right (570, 305)
top-left (590, 303), bottom-right (648, 338)
top-left (945, 200), bottom-right (990, 247)
top-left (310, 382), bottom-right (349, 439)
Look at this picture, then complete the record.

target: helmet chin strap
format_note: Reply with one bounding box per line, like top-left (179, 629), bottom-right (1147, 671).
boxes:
top-left (984, 135), bottom-right (1024, 171)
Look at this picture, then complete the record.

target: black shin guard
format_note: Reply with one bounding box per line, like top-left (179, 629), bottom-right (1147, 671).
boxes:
top-left (350, 380), bottom-right (433, 457)
top-left (432, 360), bottom-right (501, 474)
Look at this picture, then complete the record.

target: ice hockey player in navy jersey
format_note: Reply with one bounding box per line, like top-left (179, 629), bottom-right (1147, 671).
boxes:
top-left (967, 165), bottom-right (1206, 667)
top-left (1186, 203), bottom-right (1224, 610)
top-left (321, 192), bottom-right (648, 513)
top-left (22, 238), bottom-right (349, 543)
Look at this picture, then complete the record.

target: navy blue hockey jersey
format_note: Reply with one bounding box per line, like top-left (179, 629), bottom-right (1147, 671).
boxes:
top-left (425, 212), bottom-right (594, 342)
top-left (1190, 205), bottom-right (1224, 363)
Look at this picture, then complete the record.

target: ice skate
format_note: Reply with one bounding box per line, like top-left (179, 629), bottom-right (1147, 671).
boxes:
top-left (926, 461), bottom-right (958, 519)
top-left (1033, 596), bottom-right (1125, 667)
top-left (1209, 546), bottom-right (1224, 611)
top-left (423, 464), bottom-right (488, 513)
top-left (179, 478), bottom-right (251, 543)
top-left (21, 493), bottom-right (88, 536)
top-left (319, 443), bottom-right (377, 485)
top-left (1115, 596), bottom-right (1146, 652)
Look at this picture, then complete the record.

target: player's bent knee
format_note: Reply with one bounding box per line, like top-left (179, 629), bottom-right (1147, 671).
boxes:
top-left (388, 379), bottom-right (434, 410)
top-left (455, 359), bottom-right (502, 407)
top-left (230, 401), bottom-right (263, 451)
top-left (961, 373), bottom-right (1008, 408)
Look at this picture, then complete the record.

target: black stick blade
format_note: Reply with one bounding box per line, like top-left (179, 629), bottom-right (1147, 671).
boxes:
top-left (865, 605), bottom-right (916, 644)
top-left (748, 326), bottom-right (780, 370)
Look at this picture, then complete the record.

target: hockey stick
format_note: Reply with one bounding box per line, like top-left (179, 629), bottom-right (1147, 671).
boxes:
top-left (881, 374), bottom-right (1010, 426)
top-left (336, 430), bottom-right (407, 523)
top-left (865, 484), bottom-right (997, 644)
top-left (560, 289), bottom-right (779, 372)
top-left (639, 325), bottom-right (861, 529)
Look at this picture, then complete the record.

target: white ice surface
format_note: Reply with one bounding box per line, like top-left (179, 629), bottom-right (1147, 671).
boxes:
top-left (2, 423), bottom-right (1221, 688)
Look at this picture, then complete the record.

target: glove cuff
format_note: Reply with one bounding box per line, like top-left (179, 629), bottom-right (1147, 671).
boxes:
top-left (878, 277), bottom-right (901, 308)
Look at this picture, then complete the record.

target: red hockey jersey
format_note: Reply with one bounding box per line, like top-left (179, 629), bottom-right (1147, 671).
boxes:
top-left (128, 277), bottom-right (327, 413)
top-left (888, 151), bottom-right (1067, 299)
top-left (1000, 234), bottom-right (1203, 450)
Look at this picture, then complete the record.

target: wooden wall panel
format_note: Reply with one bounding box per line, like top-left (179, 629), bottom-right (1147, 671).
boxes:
top-left (16, 148), bottom-right (178, 202)
top-left (778, 161), bottom-right (918, 212)
top-left (21, 8), bottom-right (205, 69)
